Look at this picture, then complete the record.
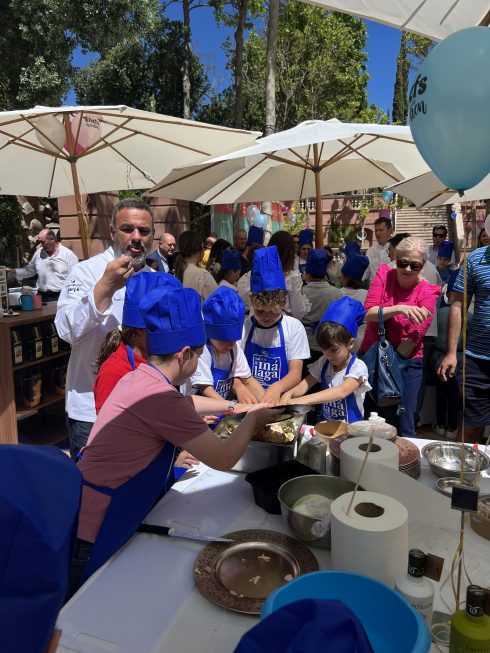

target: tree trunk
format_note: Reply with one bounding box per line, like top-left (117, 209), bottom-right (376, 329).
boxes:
top-left (182, 0), bottom-right (192, 120)
top-left (392, 31), bottom-right (409, 125)
top-left (264, 0), bottom-right (279, 137)
top-left (233, 0), bottom-right (248, 129)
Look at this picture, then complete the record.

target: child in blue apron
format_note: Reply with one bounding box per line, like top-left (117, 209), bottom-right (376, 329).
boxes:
top-left (189, 286), bottom-right (256, 405)
top-left (280, 296), bottom-right (371, 423)
top-left (435, 240), bottom-right (454, 284)
top-left (297, 228), bottom-right (314, 277)
top-left (242, 246), bottom-right (311, 405)
top-left (69, 286), bottom-right (279, 597)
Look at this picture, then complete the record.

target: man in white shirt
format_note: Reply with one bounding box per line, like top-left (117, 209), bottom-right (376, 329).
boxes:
top-left (55, 199), bottom-right (155, 459)
top-left (363, 212), bottom-right (393, 284)
top-left (147, 232), bottom-right (176, 273)
top-left (8, 229), bottom-right (79, 302)
top-left (428, 224), bottom-right (456, 267)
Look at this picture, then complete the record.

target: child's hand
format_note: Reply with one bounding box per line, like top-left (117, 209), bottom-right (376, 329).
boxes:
top-left (280, 391), bottom-right (293, 405)
top-left (262, 384), bottom-right (283, 406)
top-left (175, 450), bottom-right (200, 469)
top-left (234, 386), bottom-right (258, 404)
top-left (202, 414), bottom-right (219, 425)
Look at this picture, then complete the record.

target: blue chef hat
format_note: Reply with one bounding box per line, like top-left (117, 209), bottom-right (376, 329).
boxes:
top-left (438, 240), bottom-right (454, 258)
top-left (320, 296), bottom-right (366, 337)
top-left (299, 228), bottom-right (314, 246)
top-left (234, 599), bottom-right (374, 653)
top-left (247, 225), bottom-right (265, 246)
top-left (203, 287), bottom-right (245, 341)
top-left (0, 445), bottom-right (82, 653)
top-left (341, 254), bottom-right (369, 281)
top-left (123, 271), bottom-right (182, 328)
top-left (221, 249), bottom-right (242, 271)
top-left (344, 241), bottom-right (361, 257)
top-left (306, 249), bottom-right (328, 278)
top-left (251, 245), bottom-right (286, 292)
top-left (140, 286), bottom-right (206, 355)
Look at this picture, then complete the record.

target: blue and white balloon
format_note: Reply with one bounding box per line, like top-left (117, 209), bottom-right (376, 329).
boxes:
top-left (246, 204), bottom-right (260, 225)
top-left (382, 190), bottom-right (394, 204)
top-left (409, 27), bottom-right (490, 192)
top-left (254, 213), bottom-right (268, 229)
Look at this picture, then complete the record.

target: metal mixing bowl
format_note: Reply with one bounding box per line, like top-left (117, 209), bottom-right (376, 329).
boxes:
top-left (278, 475), bottom-right (358, 549)
top-left (422, 442), bottom-right (489, 482)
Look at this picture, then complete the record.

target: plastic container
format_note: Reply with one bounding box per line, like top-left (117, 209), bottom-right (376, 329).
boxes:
top-left (262, 571), bottom-right (431, 653)
top-left (347, 415), bottom-right (397, 441)
top-left (245, 460), bottom-right (318, 514)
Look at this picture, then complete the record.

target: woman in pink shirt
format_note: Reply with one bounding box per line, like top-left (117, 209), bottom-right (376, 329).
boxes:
top-left (360, 236), bottom-right (440, 437)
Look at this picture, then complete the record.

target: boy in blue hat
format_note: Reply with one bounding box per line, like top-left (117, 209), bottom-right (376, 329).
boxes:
top-left (70, 286), bottom-right (278, 596)
top-left (94, 271), bottom-right (181, 414)
top-left (302, 249), bottom-right (342, 356)
top-left (242, 246), bottom-right (310, 404)
top-left (435, 240), bottom-right (454, 283)
top-left (186, 287), bottom-right (257, 405)
top-left (339, 253), bottom-right (369, 352)
top-left (298, 228), bottom-right (314, 276)
top-left (281, 297), bottom-right (371, 423)
top-left (216, 249), bottom-right (242, 289)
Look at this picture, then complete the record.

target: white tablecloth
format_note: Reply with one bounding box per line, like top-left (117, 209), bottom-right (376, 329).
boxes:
top-left (57, 439), bottom-right (490, 653)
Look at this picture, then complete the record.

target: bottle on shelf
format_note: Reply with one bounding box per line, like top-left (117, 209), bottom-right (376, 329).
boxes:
top-left (449, 584), bottom-right (490, 653)
top-left (395, 549), bottom-right (434, 628)
top-left (11, 329), bottom-right (23, 365)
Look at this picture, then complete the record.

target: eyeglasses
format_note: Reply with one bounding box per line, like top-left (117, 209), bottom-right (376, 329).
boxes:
top-left (396, 259), bottom-right (424, 272)
top-left (432, 233), bottom-right (446, 238)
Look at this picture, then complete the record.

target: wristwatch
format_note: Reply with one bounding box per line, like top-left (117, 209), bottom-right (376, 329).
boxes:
top-left (227, 400), bottom-right (237, 412)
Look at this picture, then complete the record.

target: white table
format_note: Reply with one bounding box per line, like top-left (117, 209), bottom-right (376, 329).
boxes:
top-left (57, 440), bottom-right (490, 653)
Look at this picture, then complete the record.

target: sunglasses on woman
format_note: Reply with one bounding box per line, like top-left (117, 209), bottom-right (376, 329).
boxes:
top-left (396, 258), bottom-right (424, 272)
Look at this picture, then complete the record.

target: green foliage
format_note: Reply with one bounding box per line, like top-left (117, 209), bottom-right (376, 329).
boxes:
top-left (356, 103), bottom-right (389, 124)
top-left (329, 224), bottom-right (358, 246)
top-left (282, 202), bottom-right (308, 234)
top-left (0, 196), bottom-right (22, 264)
top-left (392, 31), bottom-right (433, 125)
top-left (73, 15), bottom-right (208, 117)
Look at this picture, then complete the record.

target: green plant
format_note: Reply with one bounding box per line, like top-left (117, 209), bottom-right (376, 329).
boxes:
top-left (0, 196), bottom-right (23, 265)
top-left (282, 201), bottom-right (308, 234)
top-left (329, 224), bottom-right (358, 246)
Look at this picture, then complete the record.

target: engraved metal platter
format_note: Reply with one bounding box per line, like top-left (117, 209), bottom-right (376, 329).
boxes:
top-left (193, 529), bottom-right (319, 614)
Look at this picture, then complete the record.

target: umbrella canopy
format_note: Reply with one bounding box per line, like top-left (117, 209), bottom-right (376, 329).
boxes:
top-left (387, 170), bottom-right (490, 207)
top-left (147, 119), bottom-right (429, 245)
top-left (0, 105), bottom-right (260, 257)
top-left (296, 0), bottom-right (490, 41)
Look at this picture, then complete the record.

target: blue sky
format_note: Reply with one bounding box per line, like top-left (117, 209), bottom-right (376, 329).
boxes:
top-left (71, 11), bottom-right (403, 117)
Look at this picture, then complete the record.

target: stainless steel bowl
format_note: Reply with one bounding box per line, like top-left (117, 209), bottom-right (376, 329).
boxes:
top-left (422, 442), bottom-right (489, 482)
top-left (436, 477), bottom-right (478, 497)
top-left (278, 475), bottom-right (358, 549)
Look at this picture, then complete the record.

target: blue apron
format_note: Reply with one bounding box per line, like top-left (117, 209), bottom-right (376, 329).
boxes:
top-left (319, 354), bottom-right (363, 423)
top-left (208, 343), bottom-right (234, 400)
top-left (244, 318), bottom-right (288, 389)
top-left (126, 344), bottom-right (136, 369)
top-left (81, 364), bottom-right (177, 582)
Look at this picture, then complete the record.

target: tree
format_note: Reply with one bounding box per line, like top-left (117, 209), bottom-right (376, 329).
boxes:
top-left (392, 31), bottom-right (433, 125)
top-left (264, 0), bottom-right (279, 135)
top-left (73, 16), bottom-right (208, 118)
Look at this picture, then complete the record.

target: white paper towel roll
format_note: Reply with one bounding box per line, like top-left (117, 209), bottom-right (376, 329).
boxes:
top-left (331, 490), bottom-right (408, 587)
top-left (340, 436), bottom-right (399, 484)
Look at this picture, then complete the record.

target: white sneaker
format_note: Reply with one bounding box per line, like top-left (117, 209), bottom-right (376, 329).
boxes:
top-left (445, 428), bottom-right (458, 440)
top-left (432, 424), bottom-right (447, 437)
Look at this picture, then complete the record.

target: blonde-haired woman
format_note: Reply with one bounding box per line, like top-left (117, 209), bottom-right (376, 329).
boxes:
top-left (360, 236), bottom-right (440, 437)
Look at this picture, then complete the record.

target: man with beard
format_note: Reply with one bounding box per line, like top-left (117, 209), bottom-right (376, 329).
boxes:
top-left (55, 199), bottom-right (155, 459)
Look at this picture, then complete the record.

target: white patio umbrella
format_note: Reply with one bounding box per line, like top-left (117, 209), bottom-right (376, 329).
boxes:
top-left (0, 105), bottom-right (259, 258)
top-left (387, 170), bottom-right (490, 207)
top-left (296, 0), bottom-right (490, 41)
top-left (147, 119), bottom-right (429, 245)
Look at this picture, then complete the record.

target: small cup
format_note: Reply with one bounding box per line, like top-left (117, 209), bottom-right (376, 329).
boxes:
top-left (32, 294), bottom-right (42, 309)
top-left (20, 294), bottom-right (34, 311)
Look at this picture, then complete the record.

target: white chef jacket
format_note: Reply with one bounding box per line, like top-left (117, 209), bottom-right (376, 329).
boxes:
top-left (363, 242), bottom-right (391, 284)
top-left (55, 247), bottom-right (153, 422)
top-left (15, 244), bottom-right (79, 291)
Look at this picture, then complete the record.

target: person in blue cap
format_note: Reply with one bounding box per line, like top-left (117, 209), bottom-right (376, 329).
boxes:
top-left (69, 285), bottom-right (278, 597)
top-left (344, 240), bottom-right (361, 257)
top-left (242, 246), bottom-right (310, 404)
top-left (339, 253), bottom-right (369, 352)
top-left (302, 248), bottom-right (342, 357)
top-left (93, 271), bottom-right (182, 414)
top-left (297, 228), bottom-right (314, 276)
top-left (216, 248), bottom-right (242, 289)
top-left (0, 445), bottom-right (82, 653)
top-left (186, 287), bottom-right (257, 405)
top-left (281, 297), bottom-right (371, 423)
top-left (247, 225), bottom-right (265, 247)
top-left (435, 240), bottom-right (455, 283)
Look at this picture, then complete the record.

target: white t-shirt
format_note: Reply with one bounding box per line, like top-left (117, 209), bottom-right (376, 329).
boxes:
top-left (308, 355), bottom-right (371, 416)
top-left (237, 271), bottom-right (252, 311)
top-left (183, 343), bottom-right (251, 395)
top-left (55, 247), bottom-right (153, 423)
top-left (364, 242), bottom-right (391, 283)
top-left (15, 243), bottom-right (79, 291)
top-left (240, 314), bottom-right (311, 361)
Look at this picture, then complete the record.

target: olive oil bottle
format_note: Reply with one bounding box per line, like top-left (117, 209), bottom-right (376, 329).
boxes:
top-left (450, 585), bottom-right (490, 653)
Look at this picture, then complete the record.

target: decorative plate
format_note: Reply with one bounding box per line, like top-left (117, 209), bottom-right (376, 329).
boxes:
top-left (193, 529), bottom-right (319, 614)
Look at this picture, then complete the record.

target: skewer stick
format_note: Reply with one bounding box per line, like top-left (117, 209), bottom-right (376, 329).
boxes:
top-left (346, 431), bottom-right (375, 515)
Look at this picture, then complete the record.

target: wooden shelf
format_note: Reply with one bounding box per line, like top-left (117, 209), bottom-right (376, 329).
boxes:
top-left (16, 393), bottom-right (65, 421)
top-left (13, 350), bottom-right (70, 371)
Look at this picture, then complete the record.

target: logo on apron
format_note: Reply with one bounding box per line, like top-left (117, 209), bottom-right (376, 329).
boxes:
top-left (321, 399), bottom-right (349, 421)
top-left (216, 377), bottom-right (233, 399)
top-left (252, 351), bottom-right (281, 386)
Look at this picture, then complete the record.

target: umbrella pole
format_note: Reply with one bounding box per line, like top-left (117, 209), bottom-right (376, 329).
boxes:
top-left (70, 162), bottom-right (90, 259)
top-left (313, 144), bottom-right (322, 246)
